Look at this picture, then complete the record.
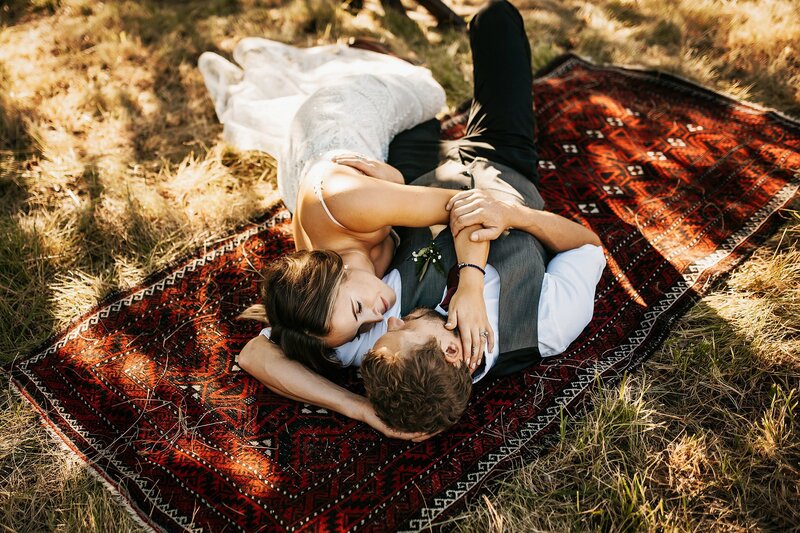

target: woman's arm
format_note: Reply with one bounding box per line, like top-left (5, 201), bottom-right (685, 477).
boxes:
top-left (318, 162), bottom-right (458, 232)
top-left (446, 223), bottom-right (493, 370)
top-left (238, 336), bottom-right (433, 441)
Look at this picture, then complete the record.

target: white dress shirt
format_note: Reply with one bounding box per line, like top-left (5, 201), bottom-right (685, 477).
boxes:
top-left (261, 244), bottom-right (606, 382)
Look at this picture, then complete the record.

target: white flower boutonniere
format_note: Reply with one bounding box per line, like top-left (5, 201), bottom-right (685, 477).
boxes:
top-left (411, 241), bottom-right (445, 281)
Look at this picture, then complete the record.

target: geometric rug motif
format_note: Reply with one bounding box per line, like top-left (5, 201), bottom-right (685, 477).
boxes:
top-left (6, 54), bottom-right (799, 532)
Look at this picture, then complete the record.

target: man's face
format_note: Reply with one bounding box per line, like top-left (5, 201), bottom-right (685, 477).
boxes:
top-left (370, 308), bottom-right (463, 366)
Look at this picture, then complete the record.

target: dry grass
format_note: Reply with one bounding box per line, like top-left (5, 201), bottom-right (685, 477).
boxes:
top-left (1, 0), bottom-right (798, 531)
top-left (450, 213), bottom-right (800, 531)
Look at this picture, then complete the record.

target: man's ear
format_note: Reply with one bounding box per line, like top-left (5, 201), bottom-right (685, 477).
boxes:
top-left (443, 341), bottom-right (460, 365)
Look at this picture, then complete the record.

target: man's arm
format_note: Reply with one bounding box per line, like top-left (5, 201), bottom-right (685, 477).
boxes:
top-left (446, 189), bottom-right (601, 251)
top-left (537, 244), bottom-right (607, 356)
top-left (238, 335), bottom-right (433, 441)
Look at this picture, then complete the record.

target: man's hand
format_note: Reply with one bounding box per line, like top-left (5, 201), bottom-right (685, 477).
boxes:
top-left (356, 398), bottom-right (440, 442)
top-left (332, 154), bottom-right (404, 184)
top-left (446, 189), bottom-right (517, 242)
top-left (444, 269), bottom-right (494, 371)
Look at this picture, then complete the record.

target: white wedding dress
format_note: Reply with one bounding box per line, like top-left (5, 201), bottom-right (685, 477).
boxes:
top-left (198, 38), bottom-right (446, 213)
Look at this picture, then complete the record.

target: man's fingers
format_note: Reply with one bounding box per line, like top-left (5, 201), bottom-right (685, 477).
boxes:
top-left (446, 190), bottom-right (475, 211)
top-left (446, 191), bottom-right (469, 211)
top-left (448, 191), bottom-right (483, 212)
top-left (456, 212), bottom-right (480, 227)
top-left (452, 201), bottom-right (482, 219)
top-left (333, 156), bottom-right (377, 171)
top-left (334, 158), bottom-right (369, 173)
top-left (469, 228), bottom-right (497, 242)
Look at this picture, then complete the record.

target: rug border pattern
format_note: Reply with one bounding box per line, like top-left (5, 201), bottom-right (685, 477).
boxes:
top-left (4, 54), bottom-right (799, 533)
top-left (7, 210), bottom-right (292, 533)
top-left (402, 55), bottom-right (800, 531)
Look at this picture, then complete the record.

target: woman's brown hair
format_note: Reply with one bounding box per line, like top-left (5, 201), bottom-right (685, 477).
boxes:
top-left (253, 250), bottom-right (346, 374)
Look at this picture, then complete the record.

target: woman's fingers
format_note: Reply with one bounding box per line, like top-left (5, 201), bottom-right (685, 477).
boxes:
top-left (471, 328), bottom-right (484, 370)
top-left (462, 333), bottom-right (472, 366)
top-left (444, 309), bottom-right (457, 331)
top-left (412, 429), bottom-right (443, 442)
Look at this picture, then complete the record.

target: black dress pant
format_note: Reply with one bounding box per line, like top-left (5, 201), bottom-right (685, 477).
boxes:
top-left (387, 0), bottom-right (539, 184)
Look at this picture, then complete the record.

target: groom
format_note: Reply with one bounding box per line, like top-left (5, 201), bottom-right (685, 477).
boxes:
top-left (355, 0), bottom-right (606, 433)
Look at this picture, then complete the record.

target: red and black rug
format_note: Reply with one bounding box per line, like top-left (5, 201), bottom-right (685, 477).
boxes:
top-left (7, 55), bottom-right (800, 532)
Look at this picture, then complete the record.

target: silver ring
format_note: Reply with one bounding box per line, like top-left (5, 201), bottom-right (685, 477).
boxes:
top-left (480, 330), bottom-right (489, 338)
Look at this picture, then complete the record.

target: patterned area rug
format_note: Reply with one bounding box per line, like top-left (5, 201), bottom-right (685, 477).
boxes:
top-left (7, 54), bottom-right (800, 532)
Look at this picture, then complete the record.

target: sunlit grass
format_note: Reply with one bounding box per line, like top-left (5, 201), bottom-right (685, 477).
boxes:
top-left (1, 0), bottom-right (798, 530)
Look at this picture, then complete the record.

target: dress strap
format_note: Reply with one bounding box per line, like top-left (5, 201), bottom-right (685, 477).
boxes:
top-left (313, 179), bottom-right (348, 229)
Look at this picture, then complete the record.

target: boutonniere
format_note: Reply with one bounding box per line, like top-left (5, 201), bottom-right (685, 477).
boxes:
top-left (412, 241), bottom-right (445, 281)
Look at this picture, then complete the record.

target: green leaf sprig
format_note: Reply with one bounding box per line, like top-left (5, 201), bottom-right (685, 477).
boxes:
top-left (411, 241), bottom-right (446, 281)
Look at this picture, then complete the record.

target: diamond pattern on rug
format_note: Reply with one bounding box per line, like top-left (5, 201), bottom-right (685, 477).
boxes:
top-left (7, 54), bottom-right (800, 532)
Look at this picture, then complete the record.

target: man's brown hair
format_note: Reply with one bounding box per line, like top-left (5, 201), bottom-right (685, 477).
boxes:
top-left (361, 338), bottom-right (472, 433)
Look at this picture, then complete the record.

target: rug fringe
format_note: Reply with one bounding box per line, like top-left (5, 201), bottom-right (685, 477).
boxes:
top-left (401, 178), bottom-right (800, 529)
top-left (5, 379), bottom-right (167, 533)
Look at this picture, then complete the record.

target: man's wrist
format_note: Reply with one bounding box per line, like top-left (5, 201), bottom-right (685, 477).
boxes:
top-left (508, 203), bottom-right (541, 234)
top-left (505, 203), bottom-right (527, 230)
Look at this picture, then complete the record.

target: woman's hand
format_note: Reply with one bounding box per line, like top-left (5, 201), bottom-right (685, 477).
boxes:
top-left (332, 154), bottom-right (404, 185)
top-left (444, 270), bottom-right (494, 372)
top-left (446, 189), bottom-right (517, 242)
top-left (356, 398), bottom-right (440, 442)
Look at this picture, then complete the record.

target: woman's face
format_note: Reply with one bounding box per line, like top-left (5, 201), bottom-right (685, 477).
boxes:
top-left (324, 267), bottom-right (396, 348)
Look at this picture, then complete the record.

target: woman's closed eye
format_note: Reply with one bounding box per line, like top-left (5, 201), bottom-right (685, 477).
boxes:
top-left (352, 300), bottom-right (362, 321)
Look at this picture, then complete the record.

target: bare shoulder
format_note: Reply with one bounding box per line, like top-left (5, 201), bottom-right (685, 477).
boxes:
top-left (321, 163), bottom-right (389, 199)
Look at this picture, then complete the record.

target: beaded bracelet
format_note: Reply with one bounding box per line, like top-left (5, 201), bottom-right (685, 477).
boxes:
top-left (457, 262), bottom-right (486, 276)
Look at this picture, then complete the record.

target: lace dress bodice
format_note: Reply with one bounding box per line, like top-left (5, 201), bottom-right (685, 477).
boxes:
top-left (199, 38), bottom-right (446, 212)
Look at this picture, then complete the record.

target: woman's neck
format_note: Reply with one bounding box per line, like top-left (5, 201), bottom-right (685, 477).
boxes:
top-left (338, 250), bottom-right (376, 275)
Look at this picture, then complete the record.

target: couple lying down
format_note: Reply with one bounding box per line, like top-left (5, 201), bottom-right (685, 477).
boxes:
top-left (199, 0), bottom-right (605, 441)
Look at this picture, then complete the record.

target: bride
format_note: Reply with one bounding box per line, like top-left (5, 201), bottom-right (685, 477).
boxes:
top-left (199, 38), bottom-right (492, 438)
